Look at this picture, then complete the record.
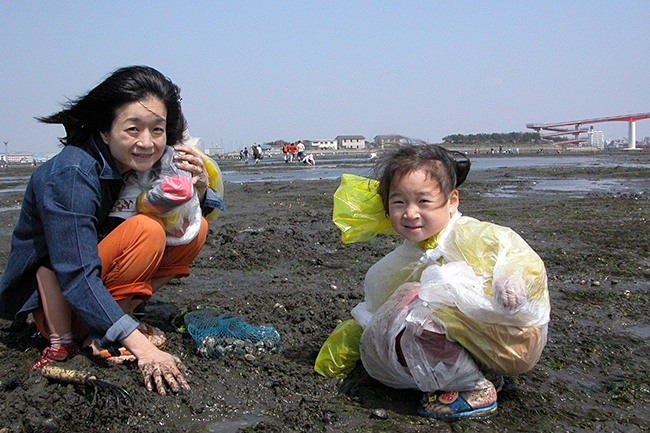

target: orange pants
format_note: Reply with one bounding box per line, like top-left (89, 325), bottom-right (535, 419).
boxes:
top-left (99, 214), bottom-right (208, 302)
top-left (34, 214), bottom-right (208, 340)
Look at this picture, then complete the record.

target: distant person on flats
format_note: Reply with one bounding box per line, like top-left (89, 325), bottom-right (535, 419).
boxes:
top-left (296, 140), bottom-right (305, 161)
top-left (288, 142), bottom-right (297, 162)
top-left (252, 144), bottom-right (261, 163)
top-left (302, 152), bottom-right (316, 166)
top-left (324, 143), bottom-right (550, 420)
top-left (0, 65), bottom-right (223, 395)
top-left (282, 143), bottom-right (290, 162)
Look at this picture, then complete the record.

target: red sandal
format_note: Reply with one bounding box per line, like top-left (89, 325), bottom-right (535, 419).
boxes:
top-left (31, 344), bottom-right (81, 370)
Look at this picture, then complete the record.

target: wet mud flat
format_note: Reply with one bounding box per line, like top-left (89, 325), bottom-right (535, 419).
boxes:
top-left (0, 151), bottom-right (649, 432)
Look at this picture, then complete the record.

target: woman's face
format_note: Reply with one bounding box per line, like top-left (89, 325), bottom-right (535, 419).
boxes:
top-left (101, 97), bottom-right (167, 173)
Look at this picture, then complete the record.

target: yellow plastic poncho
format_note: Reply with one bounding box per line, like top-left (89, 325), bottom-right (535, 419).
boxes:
top-left (315, 174), bottom-right (550, 378)
top-left (332, 174), bottom-right (397, 243)
top-left (313, 319), bottom-right (363, 377)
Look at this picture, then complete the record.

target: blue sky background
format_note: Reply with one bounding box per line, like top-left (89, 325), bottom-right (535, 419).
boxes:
top-left (1, 1), bottom-right (649, 154)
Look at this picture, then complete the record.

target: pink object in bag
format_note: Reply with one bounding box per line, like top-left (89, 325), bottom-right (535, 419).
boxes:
top-left (160, 175), bottom-right (193, 203)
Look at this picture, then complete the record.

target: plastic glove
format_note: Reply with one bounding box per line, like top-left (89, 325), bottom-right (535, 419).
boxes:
top-left (493, 277), bottom-right (527, 310)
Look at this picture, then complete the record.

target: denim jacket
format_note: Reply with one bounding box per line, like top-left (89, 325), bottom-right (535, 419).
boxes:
top-left (0, 135), bottom-right (140, 347)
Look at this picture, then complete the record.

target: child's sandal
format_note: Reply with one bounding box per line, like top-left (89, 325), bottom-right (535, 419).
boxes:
top-left (418, 391), bottom-right (498, 420)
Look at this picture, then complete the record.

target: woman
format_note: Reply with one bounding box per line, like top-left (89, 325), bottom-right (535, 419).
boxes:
top-left (0, 66), bottom-right (220, 395)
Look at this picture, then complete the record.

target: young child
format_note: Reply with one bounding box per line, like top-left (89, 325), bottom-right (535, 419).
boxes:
top-left (319, 143), bottom-right (550, 420)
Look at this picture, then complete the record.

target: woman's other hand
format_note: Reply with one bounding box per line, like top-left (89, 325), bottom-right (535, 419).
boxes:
top-left (173, 144), bottom-right (209, 200)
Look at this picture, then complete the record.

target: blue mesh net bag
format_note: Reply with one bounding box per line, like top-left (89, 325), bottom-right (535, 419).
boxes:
top-left (184, 309), bottom-right (281, 359)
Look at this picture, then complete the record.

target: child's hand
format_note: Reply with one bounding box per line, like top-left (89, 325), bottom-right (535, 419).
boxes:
top-left (493, 277), bottom-right (527, 310)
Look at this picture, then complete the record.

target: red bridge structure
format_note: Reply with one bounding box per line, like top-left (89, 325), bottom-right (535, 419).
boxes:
top-left (527, 112), bottom-right (650, 149)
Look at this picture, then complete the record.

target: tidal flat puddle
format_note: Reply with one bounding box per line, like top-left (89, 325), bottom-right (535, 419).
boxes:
top-left (203, 411), bottom-right (269, 432)
top-left (483, 178), bottom-right (647, 198)
top-left (626, 326), bottom-right (650, 339)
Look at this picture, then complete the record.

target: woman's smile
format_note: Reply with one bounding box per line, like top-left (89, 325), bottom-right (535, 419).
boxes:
top-left (100, 97), bottom-right (167, 173)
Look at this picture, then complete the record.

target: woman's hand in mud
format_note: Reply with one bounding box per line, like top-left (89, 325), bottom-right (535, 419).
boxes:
top-left (121, 329), bottom-right (190, 396)
top-left (137, 349), bottom-right (190, 396)
top-left (173, 144), bottom-right (209, 200)
top-left (493, 277), bottom-right (527, 310)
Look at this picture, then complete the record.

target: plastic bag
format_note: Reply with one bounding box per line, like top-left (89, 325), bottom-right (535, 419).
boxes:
top-left (201, 151), bottom-right (224, 222)
top-left (314, 319), bottom-right (363, 377)
top-left (359, 282), bottom-right (487, 392)
top-left (137, 167), bottom-right (193, 215)
top-left (109, 143), bottom-right (224, 246)
top-left (108, 146), bottom-right (200, 245)
top-left (135, 146), bottom-right (203, 245)
top-left (145, 143), bottom-right (225, 243)
top-left (332, 174), bottom-right (397, 244)
top-left (361, 214), bottom-right (550, 376)
top-left (148, 195), bottom-right (202, 246)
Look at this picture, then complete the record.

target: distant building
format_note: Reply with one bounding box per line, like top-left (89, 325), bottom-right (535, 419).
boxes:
top-left (2, 153), bottom-right (34, 164)
top-left (204, 146), bottom-right (225, 157)
top-left (606, 138), bottom-right (628, 150)
top-left (311, 139), bottom-right (337, 150)
top-left (336, 135), bottom-right (366, 150)
top-left (588, 130), bottom-right (605, 150)
top-left (265, 141), bottom-right (293, 152)
top-left (374, 135), bottom-right (408, 148)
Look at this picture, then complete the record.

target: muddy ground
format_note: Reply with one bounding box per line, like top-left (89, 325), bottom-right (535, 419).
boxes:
top-left (0, 151), bottom-right (649, 432)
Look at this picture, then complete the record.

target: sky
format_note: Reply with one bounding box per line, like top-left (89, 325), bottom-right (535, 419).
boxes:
top-left (1, 1), bottom-right (649, 154)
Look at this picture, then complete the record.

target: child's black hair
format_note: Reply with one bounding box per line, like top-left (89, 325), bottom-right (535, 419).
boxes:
top-left (374, 142), bottom-right (471, 215)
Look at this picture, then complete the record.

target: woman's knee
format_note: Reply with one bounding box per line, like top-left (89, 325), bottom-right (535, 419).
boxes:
top-left (99, 214), bottom-right (167, 280)
top-left (122, 214), bottom-right (167, 251)
top-left (130, 214), bottom-right (166, 235)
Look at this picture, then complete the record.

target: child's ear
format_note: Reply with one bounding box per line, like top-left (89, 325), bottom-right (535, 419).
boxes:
top-left (449, 189), bottom-right (460, 213)
top-left (100, 131), bottom-right (109, 144)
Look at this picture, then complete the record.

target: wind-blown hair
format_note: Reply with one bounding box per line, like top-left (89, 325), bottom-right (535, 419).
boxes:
top-left (37, 65), bottom-right (187, 148)
top-left (374, 141), bottom-right (471, 215)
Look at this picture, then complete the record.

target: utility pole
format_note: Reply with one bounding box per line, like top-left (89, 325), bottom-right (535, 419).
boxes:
top-left (3, 141), bottom-right (6, 164)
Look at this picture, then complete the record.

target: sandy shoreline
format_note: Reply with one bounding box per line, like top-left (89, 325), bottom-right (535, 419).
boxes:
top-left (0, 151), bottom-right (649, 432)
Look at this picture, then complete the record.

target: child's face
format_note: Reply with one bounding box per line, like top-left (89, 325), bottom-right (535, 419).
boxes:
top-left (388, 168), bottom-right (459, 243)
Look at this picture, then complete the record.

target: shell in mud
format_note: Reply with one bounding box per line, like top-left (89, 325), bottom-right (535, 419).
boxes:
top-left (197, 345), bottom-right (210, 358)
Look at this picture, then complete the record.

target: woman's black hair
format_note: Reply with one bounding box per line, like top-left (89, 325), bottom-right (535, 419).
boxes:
top-left (374, 141), bottom-right (471, 214)
top-left (37, 65), bottom-right (187, 147)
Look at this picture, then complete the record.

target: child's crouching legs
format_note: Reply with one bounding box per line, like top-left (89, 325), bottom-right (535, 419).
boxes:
top-left (415, 330), bottom-right (498, 419)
